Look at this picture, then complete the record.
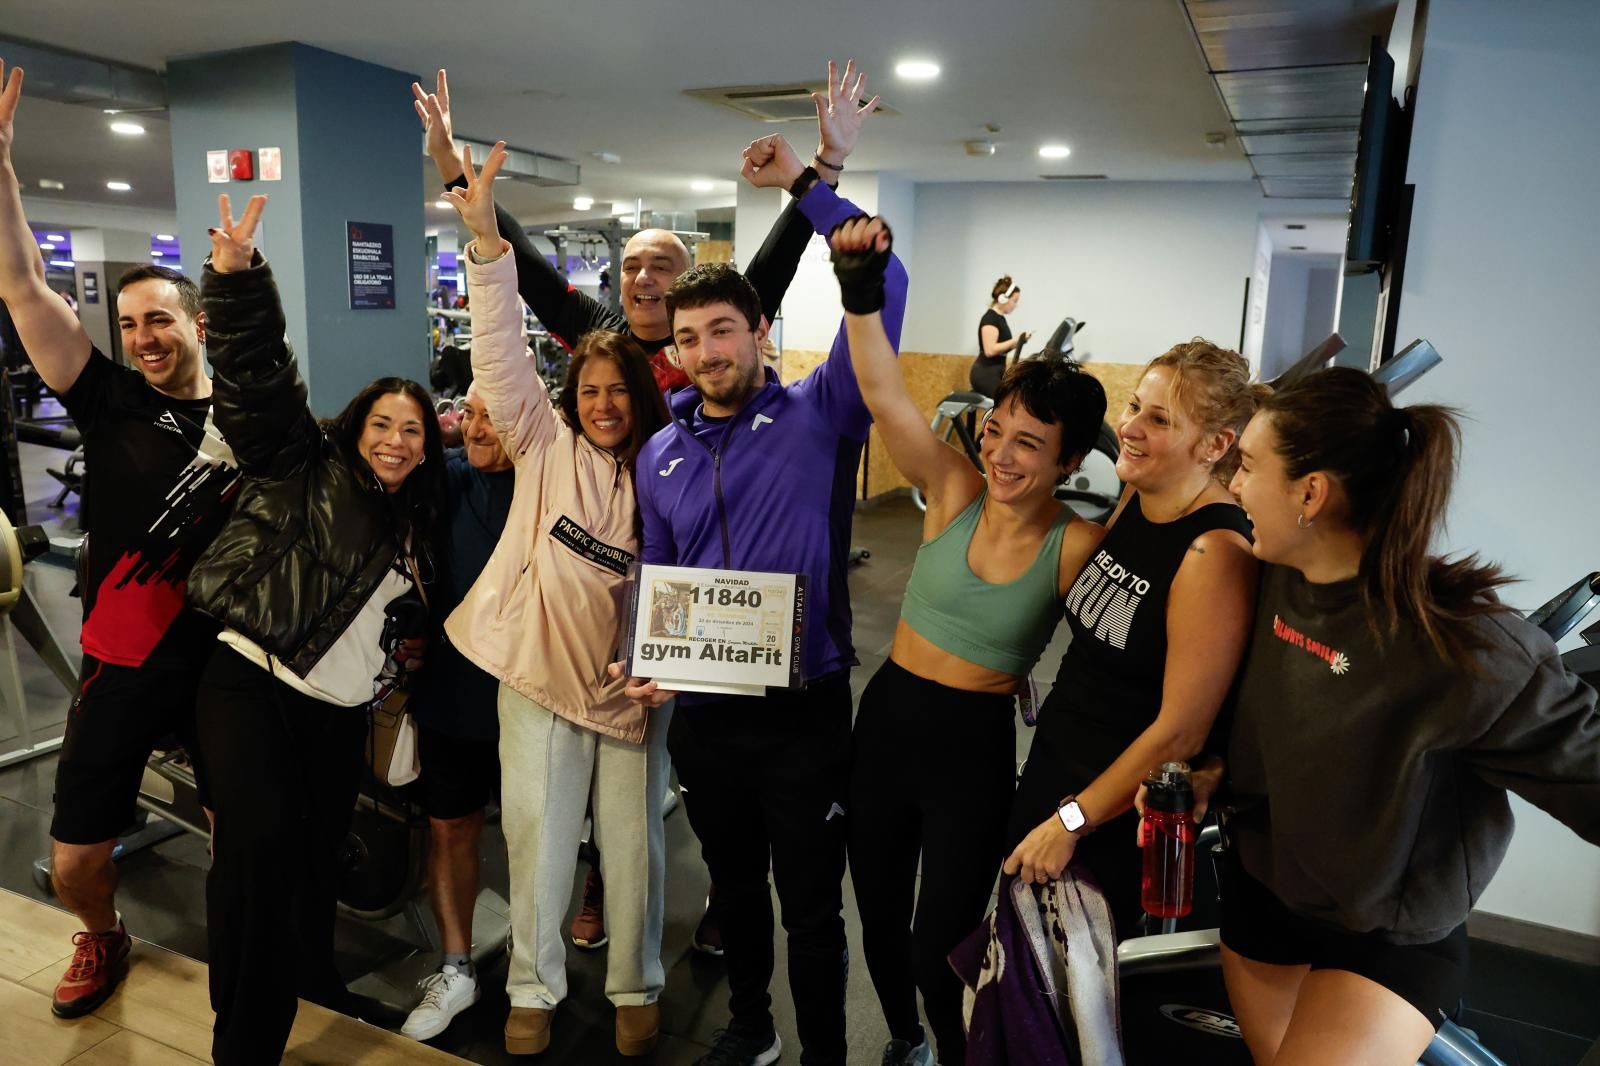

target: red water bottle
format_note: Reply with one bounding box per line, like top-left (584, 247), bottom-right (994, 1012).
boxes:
top-left (1141, 761), bottom-right (1197, 919)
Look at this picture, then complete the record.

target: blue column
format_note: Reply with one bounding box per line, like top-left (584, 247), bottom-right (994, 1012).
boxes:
top-left (167, 43), bottom-right (424, 415)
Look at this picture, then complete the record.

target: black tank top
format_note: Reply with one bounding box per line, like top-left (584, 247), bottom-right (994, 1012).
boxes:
top-left (1038, 492), bottom-right (1253, 780)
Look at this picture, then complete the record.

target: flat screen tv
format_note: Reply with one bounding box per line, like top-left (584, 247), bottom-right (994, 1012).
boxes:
top-left (1346, 37), bottom-right (1403, 271)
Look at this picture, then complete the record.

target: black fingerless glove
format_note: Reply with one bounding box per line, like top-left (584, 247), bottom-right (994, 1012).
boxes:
top-left (829, 215), bottom-right (893, 314)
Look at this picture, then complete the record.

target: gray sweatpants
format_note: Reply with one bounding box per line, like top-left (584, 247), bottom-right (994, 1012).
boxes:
top-left (497, 684), bottom-right (671, 1009)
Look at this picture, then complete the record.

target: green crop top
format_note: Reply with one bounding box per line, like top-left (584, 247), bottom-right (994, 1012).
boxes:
top-left (898, 491), bottom-right (1072, 676)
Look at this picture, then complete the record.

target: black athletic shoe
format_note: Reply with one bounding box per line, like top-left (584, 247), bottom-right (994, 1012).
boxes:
top-left (696, 1027), bottom-right (782, 1066)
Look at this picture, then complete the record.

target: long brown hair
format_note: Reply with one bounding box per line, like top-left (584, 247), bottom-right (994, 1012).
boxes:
top-left (558, 330), bottom-right (669, 469)
top-left (1259, 367), bottom-right (1511, 666)
top-left (1143, 338), bottom-right (1271, 482)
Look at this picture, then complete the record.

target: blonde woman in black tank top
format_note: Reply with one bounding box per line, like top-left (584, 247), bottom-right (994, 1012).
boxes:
top-left (1003, 340), bottom-right (1265, 938)
top-left (831, 220), bottom-right (1104, 1066)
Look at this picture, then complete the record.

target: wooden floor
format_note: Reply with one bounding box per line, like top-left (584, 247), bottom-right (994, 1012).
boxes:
top-left (0, 888), bottom-right (466, 1065)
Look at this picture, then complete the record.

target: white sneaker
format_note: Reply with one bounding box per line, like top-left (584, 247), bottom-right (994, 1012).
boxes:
top-left (400, 964), bottom-right (480, 1041)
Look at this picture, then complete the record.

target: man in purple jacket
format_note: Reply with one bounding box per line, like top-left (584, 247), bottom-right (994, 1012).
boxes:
top-left (621, 129), bottom-right (907, 1066)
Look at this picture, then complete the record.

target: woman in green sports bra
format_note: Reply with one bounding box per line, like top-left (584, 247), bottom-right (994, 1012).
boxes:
top-left (829, 217), bottom-right (1108, 1066)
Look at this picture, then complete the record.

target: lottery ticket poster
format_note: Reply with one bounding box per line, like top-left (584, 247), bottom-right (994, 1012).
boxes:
top-left (625, 563), bottom-right (807, 696)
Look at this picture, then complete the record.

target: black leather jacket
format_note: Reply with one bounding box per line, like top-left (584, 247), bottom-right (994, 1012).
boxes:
top-left (186, 256), bottom-right (425, 678)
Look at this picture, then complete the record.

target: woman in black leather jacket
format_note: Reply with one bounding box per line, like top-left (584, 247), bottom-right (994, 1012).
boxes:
top-left (185, 195), bottom-right (446, 1066)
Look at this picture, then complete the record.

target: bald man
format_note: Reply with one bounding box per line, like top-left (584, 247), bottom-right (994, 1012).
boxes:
top-left (415, 67), bottom-right (856, 391)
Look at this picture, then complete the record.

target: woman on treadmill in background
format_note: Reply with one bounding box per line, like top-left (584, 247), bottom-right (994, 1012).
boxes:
top-left (970, 275), bottom-right (1029, 397)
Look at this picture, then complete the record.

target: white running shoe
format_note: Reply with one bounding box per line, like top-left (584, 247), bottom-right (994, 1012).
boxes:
top-left (400, 964), bottom-right (480, 1041)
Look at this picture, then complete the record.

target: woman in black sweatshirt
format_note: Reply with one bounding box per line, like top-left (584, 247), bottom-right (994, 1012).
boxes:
top-left (1205, 367), bottom-right (1600, 1065)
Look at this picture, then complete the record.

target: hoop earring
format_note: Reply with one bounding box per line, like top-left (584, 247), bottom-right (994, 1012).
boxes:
top-left (1297, 512), bottom-right (1313, 530)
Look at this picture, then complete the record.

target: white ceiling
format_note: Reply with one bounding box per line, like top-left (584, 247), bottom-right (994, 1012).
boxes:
top-left (5, 0), bottom-right (1256, 226)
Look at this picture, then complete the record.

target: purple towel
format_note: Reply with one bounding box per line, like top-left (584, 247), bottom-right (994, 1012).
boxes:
top-left (952, 869), bottom-right (1124, 1066)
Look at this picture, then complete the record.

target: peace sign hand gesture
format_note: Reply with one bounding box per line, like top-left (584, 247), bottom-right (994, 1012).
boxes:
top-left (0, 60), bottom-right (23, 164)
top-left (209, 193), bottom-right (267, 274)
top-left (439, 141), bottom-right (510, 259)
top-left (813, 59), bottom-right (881, 169)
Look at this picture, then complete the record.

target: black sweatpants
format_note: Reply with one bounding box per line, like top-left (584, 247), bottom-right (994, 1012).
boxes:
top-left (847, 660), bottom-right (1017, 1066)
top-left (196, 644), bottom-right (367, 1066)
top-left (668, 675), bottom-right (852, 1066)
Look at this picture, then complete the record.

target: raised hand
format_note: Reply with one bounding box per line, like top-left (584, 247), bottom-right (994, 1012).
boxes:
top-left (209, 193), bottom-right (267, 274)
top-left (813, 59), bottom-right (880, 169)
top-left (740, 134), bottom-right (806, 191)
top-left (412, 69), bottom-right (462, 182)
top-left (0, 60), bottom-right (23, 163)
top-left (440, 141), bottom-right (509, 258)
top-left (829, 215), bottom-right (893, 315)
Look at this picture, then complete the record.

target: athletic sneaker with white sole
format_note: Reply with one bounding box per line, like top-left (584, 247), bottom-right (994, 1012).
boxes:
top-left (880, 1037), bottom-right (935, 1066)
top-left (696, 1027), bottom-right (782, 1066)
top-left (400, 964), bottom-right (480, 1041)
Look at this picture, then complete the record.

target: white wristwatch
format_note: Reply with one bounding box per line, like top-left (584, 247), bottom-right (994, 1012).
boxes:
top-left (1057, 796), bottom-right (1091, 835)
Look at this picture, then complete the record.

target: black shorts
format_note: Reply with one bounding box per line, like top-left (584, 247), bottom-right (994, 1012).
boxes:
top-left (416, 723), bottom-right (500, 821)
top-left (1219, 852), bottom-right (1468, 1030)
top-left (51, 654), bottom-right (206, 846)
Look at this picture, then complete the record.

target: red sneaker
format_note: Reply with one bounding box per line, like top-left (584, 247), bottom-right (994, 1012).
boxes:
top-left (52, 924), bottom-right (131, 1018)
top-left (571, 867), bottom-right (608, 949)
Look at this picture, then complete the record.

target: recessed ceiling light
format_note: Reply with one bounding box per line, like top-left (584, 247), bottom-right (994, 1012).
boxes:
top-left (39, 179), bottom-right (65, 190)
top-left (106, 181), bottom-right (132, 192)
top-left (155, 233), bottom-right (175, 241)
top-left (690, 180), bottom-right (715, 193)
top-left (46, 233), bottom-right (66, 242)
top-left (38, 242), bottom-right (55, 251)
top-left (573, 196), bottom-right (594, 211)
top-left (895, 60), bottom-right (941, 81)
top-left (434, 199), bottom-right (450, 209)
top-left (1038, 145), bottom-right (1072, 160)
top-left (110, 121), bottom-right (145, 136)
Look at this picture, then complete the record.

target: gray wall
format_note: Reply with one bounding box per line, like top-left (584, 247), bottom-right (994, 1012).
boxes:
top-left (168, 43), bottom-right (423, 415)
top-left (1394, 0), bottom-right (1600, 936)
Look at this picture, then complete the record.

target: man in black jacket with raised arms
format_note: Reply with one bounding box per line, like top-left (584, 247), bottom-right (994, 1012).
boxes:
top-left (0, 59), bottom-right (241, 1020)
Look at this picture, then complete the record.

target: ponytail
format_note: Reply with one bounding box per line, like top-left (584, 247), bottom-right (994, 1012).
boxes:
top-left (1262, 369), bottom-right (1510, 666)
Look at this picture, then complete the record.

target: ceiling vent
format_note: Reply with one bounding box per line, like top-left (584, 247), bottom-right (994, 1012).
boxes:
top-left (686, 82), bottom-right (898, 122)
top-left (450, 136), bottom-right (579, 188)
top-left (1040, 174), bottom-right (1109, 181)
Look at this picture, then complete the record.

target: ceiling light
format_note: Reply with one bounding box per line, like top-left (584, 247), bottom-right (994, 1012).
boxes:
top-left (155, 233), bottom-right (175, 241)
top-left (151, 251), bottom-right (163, 257)
top-left (106, 181), bottom-right (132, 191)
top-left (895, 60), bottom-right (941, 81)
top-left (49, 259), bottom-right (75, 269)
top-left (690, 180), bottom-right (716, 193)
top-left (39, 179), bottom-right (65, 190)
top-left (434, 199), bottom-right (450, 209)
top-left (46, 233), bottom-right (66, 242)
top-left (38, 242), bottom-right (54, 251)
top-left (110, 121), bottom-right (145, 136)
top-left (573, 196), bottom-right (594, 211)
top-left (1038, 145), bottom-right (1072, 160)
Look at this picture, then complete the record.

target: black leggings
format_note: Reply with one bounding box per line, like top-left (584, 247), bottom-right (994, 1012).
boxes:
top-left (197, 644), bottom-right (367, 1066)
top-left (847, 660), bottom-right (1016, 1066)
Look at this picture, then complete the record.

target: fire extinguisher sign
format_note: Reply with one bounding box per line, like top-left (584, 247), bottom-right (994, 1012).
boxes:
top-left (347, 221), bottom-right (396, 310)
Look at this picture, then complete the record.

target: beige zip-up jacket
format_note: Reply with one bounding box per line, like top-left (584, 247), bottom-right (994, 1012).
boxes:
top-left (444, 242), bottom-right (646, 743)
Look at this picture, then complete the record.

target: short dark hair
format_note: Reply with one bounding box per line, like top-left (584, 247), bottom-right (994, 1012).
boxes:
top-left (116, 264), bottom-right (202, 321)
top-left (992, 356), bottom-right (1107, 467)
top-left (665, 264), bottom-right (761, 331)
top-left (559, 330), bottom-right (670, 469)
